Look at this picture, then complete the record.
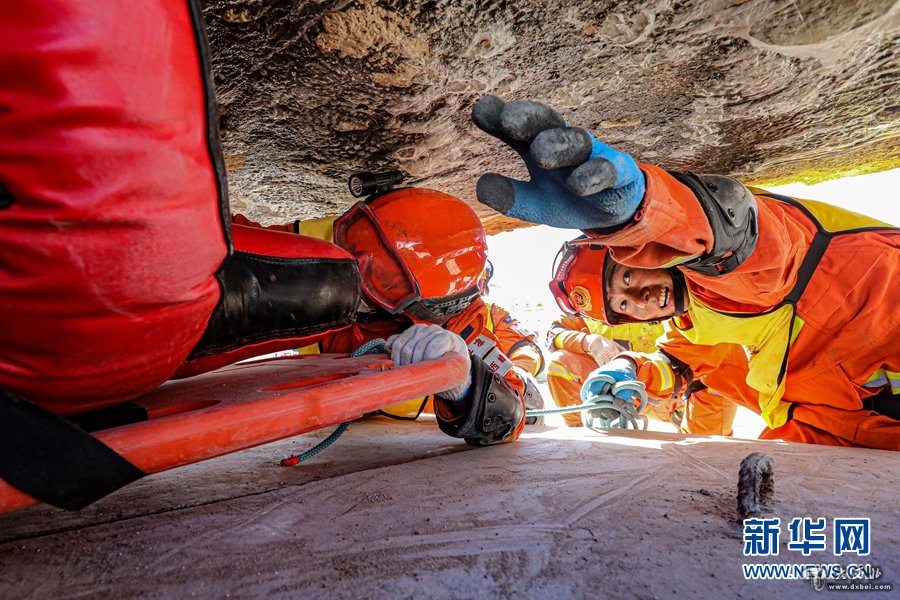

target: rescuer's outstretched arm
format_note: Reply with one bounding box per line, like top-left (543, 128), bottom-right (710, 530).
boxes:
top-left (472, 95), bottom-right (759, 275)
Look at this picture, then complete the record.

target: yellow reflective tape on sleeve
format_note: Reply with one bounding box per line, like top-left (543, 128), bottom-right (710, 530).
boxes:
top-left (296, 344), bottom-right (320, 355)
top-left (553, 333), bottom-right (566, 350)
top-left (486, 303), bottom-right (495, 333)
top-left (547, 363), bottom-right (578, 382)
top-left (651, 358), bottom-right (674, 394)
top-left (863, 368), bottom-right (900, 394)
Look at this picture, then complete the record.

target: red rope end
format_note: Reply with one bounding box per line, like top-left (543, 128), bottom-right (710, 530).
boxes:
top-left (280, 455), bottom-right (301, 466)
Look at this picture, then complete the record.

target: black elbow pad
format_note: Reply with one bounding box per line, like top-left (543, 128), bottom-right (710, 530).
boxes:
top-left (434, 359), bottom-right (524, 447)
top-left (670, 171), bottom-right (758, 276)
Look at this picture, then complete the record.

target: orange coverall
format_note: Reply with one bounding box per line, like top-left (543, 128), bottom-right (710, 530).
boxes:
top-left (545, 317), bottom-right (691, 427)
top-left (233, 214), bottom-right (529, 441)
top-left (483, 302), bottom-right (544, 378)
top-left (586, 165), bottom-right (900, 449)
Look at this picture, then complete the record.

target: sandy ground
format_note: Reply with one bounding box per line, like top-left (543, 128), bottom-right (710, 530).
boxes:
top-left (0, 414), bottom-right (896, 599)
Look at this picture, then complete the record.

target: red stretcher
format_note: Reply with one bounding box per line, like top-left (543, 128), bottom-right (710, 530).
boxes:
top-left (0, 352), bottom-right (468, 515)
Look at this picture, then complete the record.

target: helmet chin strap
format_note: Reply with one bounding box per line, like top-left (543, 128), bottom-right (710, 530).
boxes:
top-left (355, 297), bottom-right (403, 324)
top-left (669, 268), bottom-right (689, 317)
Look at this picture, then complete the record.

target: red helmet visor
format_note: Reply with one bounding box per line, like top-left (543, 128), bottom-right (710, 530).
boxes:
top-left (549, 242), bottom-right (582, 317)
top-left (333, 202), bottom-right (421, 314)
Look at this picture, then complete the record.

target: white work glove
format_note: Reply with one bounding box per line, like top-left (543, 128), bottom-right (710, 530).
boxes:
top-left (386, 324), bottom-right (472, 402)
top-left (582, 333), bottom-right (624, 366)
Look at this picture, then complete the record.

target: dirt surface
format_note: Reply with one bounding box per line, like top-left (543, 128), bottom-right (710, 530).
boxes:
top-left (1, 418), bottom-right (896, 598)
top-left (202, 0), bottom-right (900, 233)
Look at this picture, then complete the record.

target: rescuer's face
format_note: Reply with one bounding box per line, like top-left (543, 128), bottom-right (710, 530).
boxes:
top-left (605, 262), bottom-right (677, 322)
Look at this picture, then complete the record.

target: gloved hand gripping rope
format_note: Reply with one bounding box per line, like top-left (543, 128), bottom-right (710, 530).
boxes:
top-left (280, 326), bottom-right (475, 465)
top-left (524, 372), bottom-right (654, 430)
top-left (580, 377), bottom-right (653, 430)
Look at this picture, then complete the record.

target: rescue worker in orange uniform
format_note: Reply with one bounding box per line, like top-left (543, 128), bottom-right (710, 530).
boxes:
top-left (471, 95), bottom-right (899, 450)
top-left (234, 187), bottom-right (529, 445)
top-left (476, 261), bottom-right (547, 424)
top-left (545, 316), bottom-right (671, 427)
top-left (549, 251), bottom-right (739, 435)
top-left (372, 291), bottom-right (544, 424)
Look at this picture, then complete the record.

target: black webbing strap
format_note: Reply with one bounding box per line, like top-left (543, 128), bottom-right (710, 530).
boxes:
top-left (0, 181), bottom-right (13, 208)
top-left (66, 401), bottom-right (149, 432)
top-left (862, 387), bottom-right (900, 421)
top-left (784, 231), bottom-right (831, 304)
top-left (774, 230), bottom-right (832, 392)
top-left (0, 387), bottom-right (146, 510)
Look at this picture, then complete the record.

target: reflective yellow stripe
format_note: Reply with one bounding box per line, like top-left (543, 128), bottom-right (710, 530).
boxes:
top-left (661, 254), bottom-right (701, 269)
top-left (683, 293), bottom-right (801, 428)
top-left (554, 334), bottom-right (565, 350)
top-left (651, 357), bottom-right (674, 394)
top-left (864, 369), bottom-right (900, 394)
top-left (486, 303), bottom-right (495, 333)
top-left (547, 363), bottom-right (578, 382)
top-left (296, 344), bottom-right (320, 355)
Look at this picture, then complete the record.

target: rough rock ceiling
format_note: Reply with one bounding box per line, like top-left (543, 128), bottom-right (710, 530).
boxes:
top-left (204, 0), bottom-right (900, 234)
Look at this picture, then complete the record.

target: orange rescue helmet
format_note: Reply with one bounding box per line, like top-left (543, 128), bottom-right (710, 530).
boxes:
top-left (333, 188), bottom-right (487, 324)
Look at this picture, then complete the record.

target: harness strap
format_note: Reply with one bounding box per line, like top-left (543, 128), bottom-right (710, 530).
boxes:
top-left (784, 231), bottom-right (831, 304)
top-left (774, 231), bottom-right (831, 388)
top-left (0, 388), bottom-right (146, 510)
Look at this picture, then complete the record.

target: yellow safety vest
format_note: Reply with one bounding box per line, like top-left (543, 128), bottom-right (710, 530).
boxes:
top-left (584, 320), bottom-right (664, 354)
top-left (675, 192), bottom-right (894, 427)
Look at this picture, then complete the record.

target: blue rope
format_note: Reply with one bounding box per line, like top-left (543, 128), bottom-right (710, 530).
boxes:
top-left (352, 338), bottom-right (389, 357)
top-left (526, 403), bottom-right (608, 416)
top-left (526, 380), bottom-right (650, 430)
top-left (282, 339), bottom-right (388, 465)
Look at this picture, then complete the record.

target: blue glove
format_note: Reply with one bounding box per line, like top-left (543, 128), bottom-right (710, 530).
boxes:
top-left (471, 95), bottom-right (645, 230)
top-left (581, 358), bottom-right (639, 401)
